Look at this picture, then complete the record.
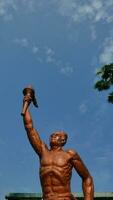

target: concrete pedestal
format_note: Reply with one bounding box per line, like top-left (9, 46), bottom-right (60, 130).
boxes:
top-left (5, 193), bottom-right (113, 200)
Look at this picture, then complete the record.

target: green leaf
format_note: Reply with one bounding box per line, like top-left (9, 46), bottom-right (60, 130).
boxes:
top-left (108, 92), bottom-right (113, 103)
top-left (94, 80), bottom-right (110, 91)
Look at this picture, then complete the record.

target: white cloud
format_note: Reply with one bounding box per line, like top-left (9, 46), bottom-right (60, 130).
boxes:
top-left (32, 46), bottom-right (39, 54)
top-left (46, 56), bottom-right (55, 63)
top-left (92, 0), bottom-right (103, 9)
top-left (106, 14), bottom-right (113, 23)
top-left (1, 0), bottom-right (113, 25)
top-left (0, 0), bottom-right (17, 20)
top-left (13, 38), bottom-right (74, 76)
top-left (56, 0), bottom-right (77, 17)
top-left (21, 0), bottom-right (36, 12)
top-left (55, 60), bottom-right (74, 76)
top-left (0, 0), bottom-right (40, 20)
top-left (60, 65), bottom-right (73, 76)
top-left (79, 103), bottom-right (88, 114)
top-left (99, 33), bottom-right (113, 64)
top-left (45, 47), bottom-right (54, 56)
top-left (14, 38), bottom-right (29, 47)
top-left (45, 47), bottom-right (55, 63)
top-left (53, 0), bottom-right (113, 24)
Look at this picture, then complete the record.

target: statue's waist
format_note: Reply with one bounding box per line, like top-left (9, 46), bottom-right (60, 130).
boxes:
top-left (43, 192), bottom-right (72, 200)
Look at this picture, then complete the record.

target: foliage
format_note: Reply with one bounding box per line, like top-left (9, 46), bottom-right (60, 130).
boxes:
top-left (94, 63), bottom-right (113, 103)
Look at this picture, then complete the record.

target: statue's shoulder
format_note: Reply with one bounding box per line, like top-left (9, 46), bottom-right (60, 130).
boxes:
top-left (66, 149), bottom-right (77, 157)
top-left (66, 149), bottom-right (80, 161)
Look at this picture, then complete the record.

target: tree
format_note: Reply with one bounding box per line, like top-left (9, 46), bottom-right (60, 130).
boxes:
top-left (94, 63), bottom-right (113, 103)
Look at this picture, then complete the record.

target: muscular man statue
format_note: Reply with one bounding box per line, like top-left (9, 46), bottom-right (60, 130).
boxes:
top-left (22, 91), bottom-right (94, 200)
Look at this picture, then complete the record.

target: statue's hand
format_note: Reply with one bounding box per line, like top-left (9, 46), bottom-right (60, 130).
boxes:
top-left (21, 95), bottom-right (32, 116)
top-left (23, 95), bottom-right (32, 105)
top-left (21, 86), bottom-right (38, 116)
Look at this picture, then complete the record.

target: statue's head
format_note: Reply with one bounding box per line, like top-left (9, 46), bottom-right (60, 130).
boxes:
top-left (50, 131), bottom-right (68, 148)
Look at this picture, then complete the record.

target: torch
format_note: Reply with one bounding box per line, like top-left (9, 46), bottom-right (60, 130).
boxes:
top-left (21, 85), bottom-right (38, 116)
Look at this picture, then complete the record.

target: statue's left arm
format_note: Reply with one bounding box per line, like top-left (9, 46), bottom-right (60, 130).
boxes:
top-left (69, 150), bottom-right (94, 200)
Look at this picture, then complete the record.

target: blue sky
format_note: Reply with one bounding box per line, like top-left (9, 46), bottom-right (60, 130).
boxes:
top-left (0, 0), bottom-right (113, 199)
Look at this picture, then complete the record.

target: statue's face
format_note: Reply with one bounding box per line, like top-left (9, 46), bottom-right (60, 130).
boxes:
top-left (50, 131), bottom-right (67, 147)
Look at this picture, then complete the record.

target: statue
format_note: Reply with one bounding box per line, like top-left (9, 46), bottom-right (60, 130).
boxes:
top-left (21, 86), bottom-right (94, 200)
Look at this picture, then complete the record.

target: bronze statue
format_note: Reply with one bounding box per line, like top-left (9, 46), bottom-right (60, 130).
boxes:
top-left (21, 86), bottom-right (94, 200)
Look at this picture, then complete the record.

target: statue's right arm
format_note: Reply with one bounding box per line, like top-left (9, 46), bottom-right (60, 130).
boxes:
top-left (23, 108), bottom-right (44, 157)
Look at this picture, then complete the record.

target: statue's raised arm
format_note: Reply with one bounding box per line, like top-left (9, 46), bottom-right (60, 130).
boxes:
top-left (21, 86), bottom-right (46, 157)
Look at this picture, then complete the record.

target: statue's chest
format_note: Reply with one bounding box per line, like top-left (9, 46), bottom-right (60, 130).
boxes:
top-left (41, 151), bottom-right (69, 167)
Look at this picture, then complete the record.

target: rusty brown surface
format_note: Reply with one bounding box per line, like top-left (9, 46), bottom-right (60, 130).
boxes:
top-left (22, 87), bottom-right (94, 200)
